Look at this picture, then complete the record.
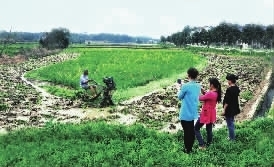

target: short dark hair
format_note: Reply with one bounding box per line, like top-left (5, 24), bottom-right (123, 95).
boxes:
top-left (226, 73), bottom-right (238, 83)
top-left (187, 67), bottom-right (199, 79)
top-left (83, 70), bottom-right (88, 75)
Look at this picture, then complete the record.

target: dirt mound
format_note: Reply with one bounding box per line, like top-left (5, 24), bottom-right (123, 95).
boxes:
top-left (0, 55), bottom-right (26, 64)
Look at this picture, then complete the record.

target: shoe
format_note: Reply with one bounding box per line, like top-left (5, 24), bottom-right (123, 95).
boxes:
top-left (183, 149), bottom-right (192, 154)
top-left (205, 142), bottom-right (211, 147)
top-left (91, 93), bottom-right (98, 98)
top-left (199, 146), bottom-right (206, 150)
top-left (227, 137), bottom-right (235, 141)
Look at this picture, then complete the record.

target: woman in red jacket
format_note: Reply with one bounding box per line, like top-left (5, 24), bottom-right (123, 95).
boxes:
top-left (194, 78), bottom-right (222, 149)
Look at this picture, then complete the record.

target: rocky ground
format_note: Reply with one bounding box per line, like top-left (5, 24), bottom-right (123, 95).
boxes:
top-left (0, 52), bottom-right (271, 133)
top-left (0, 53), bottom-right (83, 132)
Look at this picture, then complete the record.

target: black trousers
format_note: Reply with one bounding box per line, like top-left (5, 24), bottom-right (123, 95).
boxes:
top-left (181, 120), bottom-right (195, 152)
top-left (194, 118), bottom-right (213, 146)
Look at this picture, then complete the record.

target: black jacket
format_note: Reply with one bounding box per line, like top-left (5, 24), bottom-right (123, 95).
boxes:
top-left (223, 85), bottom-right (240, 117)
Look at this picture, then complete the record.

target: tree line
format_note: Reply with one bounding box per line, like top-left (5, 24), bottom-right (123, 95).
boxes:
top-left (160, 22), bottom-right (274, 49)
top-left (0, 28), bottom-right (157, 56)
top-left (0, 30), bottom-right (155, 44)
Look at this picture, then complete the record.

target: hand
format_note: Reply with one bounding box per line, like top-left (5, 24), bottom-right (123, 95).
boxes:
top-left (176, 83), bottom-right (182, 91)
top-left (221, 111), bottom-right (225, 116)
top-left (201, 88), bottom-right (206, 94)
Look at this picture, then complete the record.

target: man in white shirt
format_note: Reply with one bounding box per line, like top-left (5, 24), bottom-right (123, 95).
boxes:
top-left (80, 70), bottom-right (97, 97)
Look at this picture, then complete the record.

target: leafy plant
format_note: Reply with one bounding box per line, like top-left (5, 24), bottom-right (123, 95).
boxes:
top-left (241, 90), bottom-right (253, 101)
top-left (0, 103), bottom-right (8, 111)
top-left (0, 118), bottom-right (273, 166)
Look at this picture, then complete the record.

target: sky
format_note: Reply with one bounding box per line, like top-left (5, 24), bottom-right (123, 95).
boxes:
top-left (0, 0), bottom-right (273, 39)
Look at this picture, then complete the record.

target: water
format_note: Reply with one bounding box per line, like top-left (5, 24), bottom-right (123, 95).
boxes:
top-left (256, 88), bottom-right (274, 117)
top-left (256, 72), bottom-right (274, 117)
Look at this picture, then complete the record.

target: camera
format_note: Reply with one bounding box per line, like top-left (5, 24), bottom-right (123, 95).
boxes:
top-left (103, 77), bottom-right (116, 90)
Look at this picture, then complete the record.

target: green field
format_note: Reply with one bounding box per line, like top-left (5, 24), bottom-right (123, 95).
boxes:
top-left (0, 118), bottom-right (273, 166)
top-left (0, 42), bottom-right (38, 56)
top-left (25, 48), bottom-right (205, 101)
top-left (1, 46), bottom-right (273, 166)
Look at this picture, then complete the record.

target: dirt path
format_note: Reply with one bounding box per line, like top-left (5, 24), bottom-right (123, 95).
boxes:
top-left (20, 74), bottom-right (85, 120)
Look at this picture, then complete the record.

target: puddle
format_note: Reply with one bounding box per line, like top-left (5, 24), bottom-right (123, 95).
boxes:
top-left (58, 108), bottom-right (87, 118)
top-left (114, 113), bottom-right (137, 125)
top-left (85, 108), bottom-right (112, 119)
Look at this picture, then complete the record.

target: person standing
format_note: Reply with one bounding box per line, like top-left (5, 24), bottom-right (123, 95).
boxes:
top-left (178, 67), bottom-right (201, 154)
top-left (194, 78), bottom-right (222, 149)
top-left (221, 74), bottom-right (240, 141)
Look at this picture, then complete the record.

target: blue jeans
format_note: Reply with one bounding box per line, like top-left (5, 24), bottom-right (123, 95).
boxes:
top-left (194, 118), bottom-right (213, 146)
top-left (225, 116), bottom-right (235, 140)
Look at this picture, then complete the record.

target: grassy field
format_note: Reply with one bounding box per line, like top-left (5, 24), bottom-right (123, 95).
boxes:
top-left (0, 118), bottom-right (273, 166)
top-left (25, 48), bottom-right (205, 101)
top-left (0, 42), bottom-right (38, 56)
top-left (1, 45), bottom-right (274, 166)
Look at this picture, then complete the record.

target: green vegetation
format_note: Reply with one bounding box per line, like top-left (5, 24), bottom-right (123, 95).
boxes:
top-left (162, 23), bottom-right (274, 50)
top-left (1, 39), bottom-right (273, 167)
top-left (25, 48), bottom-right (204, 101)
top-left (41, 85), bottom-right (76, 99)
top-left (185, 46), bottom-right (274, 57)
top-left (268, 107), bottom-right (274, 118)
top-left (0, 42), bottom-right (38, 56)
top-left (241, 90), bottom-right (253, 101)
top-left (0, 103), bottom-right (8, 111)
top-left (70, 43), bottom-right (162, 49)
top-left (0, 118), bottom-right (273, 166)
top-left (39, 28), bottom-right (70, 49)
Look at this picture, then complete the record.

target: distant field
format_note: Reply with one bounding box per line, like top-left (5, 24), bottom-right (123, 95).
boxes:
top-left (185, 45), bottom-right (274, 57)
top-left (25, 48), bottom-right (204, 100)
top-left (0, 42), bottom-right (38, 56)
top-left (70, 43), bottom-right (162, 49)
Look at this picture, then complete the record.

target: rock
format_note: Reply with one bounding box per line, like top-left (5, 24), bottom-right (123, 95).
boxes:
top-left (16, 116), bottom-right (29, 123)
top-left (22, 110), bottom-right (31, 116)
top-left (169, 123), bottom-right (176, 130)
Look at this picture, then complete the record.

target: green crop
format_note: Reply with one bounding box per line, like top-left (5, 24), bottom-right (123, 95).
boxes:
top-left (0, 42), bottom-right (38, 56)
top-left (0, 118), bottom-right (273, 166)
top-left (25, 48), bottom-right (205, 101)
